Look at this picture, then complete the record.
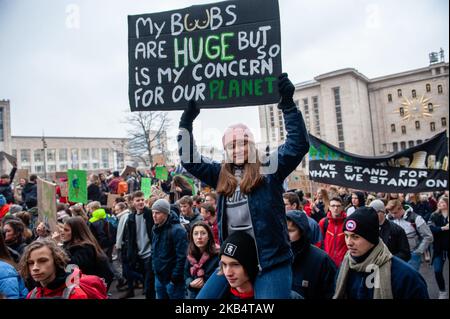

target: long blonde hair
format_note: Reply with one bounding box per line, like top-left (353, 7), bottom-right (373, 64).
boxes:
top-left (216, 151), bottom-right (264, 197)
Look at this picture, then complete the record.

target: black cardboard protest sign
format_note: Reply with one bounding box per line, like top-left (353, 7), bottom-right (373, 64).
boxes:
top-left (308, 131), bottom-right (449, 193)
top-left (128, 0), bottom-right (281, 111)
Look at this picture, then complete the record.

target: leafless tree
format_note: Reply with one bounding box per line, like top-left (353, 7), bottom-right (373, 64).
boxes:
top-left (124, 111), bottom-right (170, 167)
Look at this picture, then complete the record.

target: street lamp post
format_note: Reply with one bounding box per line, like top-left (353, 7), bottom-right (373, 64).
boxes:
top-left (42, 135), bottom-right (47, 180)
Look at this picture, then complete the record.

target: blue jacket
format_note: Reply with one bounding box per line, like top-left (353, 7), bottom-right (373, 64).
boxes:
top-left (179, 107), bottom-right (310, 271)
top-left (286, 211), bottom-right (337, 299)
top-left (152, 212), bottom-right (188, 284)
top-left (0, 260), bottom-right (28, 299)
top-left (344, 256), bottom-right (429, 299)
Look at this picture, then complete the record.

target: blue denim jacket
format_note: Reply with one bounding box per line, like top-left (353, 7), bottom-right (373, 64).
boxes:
top-left (179, 107), bottom-right (310, 271)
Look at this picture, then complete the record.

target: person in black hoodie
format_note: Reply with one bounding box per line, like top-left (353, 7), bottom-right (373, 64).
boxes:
top-left (60, 217), bottom-right (114, 289)
top-left (369, 200), bottom-right (411, 262)
top-left (87, 175), bottom-right (106, 205)
top-left (21, 175), bottom-right (38, 209)
top-left (286, 211), bottom-right (337, 299)
top-left (346, 191), bottom-right (366, 216)
top-left (0, 162), bottom-right (16, 204)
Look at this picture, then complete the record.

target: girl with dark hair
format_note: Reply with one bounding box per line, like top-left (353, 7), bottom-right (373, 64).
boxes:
top-left (170, 175), bottom-right (193, 203)
top-left (0, 231), bottom-right (28, 298)
top-left (178, 74), bottom-right (310, 298)
top-left (61, 217), bottom-right (114, 288)
top-left (184, 221), bottom-right (219, 299)
top-left (3, 219), bottom-right (27, 260)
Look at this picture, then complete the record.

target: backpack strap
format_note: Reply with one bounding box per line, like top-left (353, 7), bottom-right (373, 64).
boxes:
top-left (321, 218), bottom-right (329, 249)
top-left (62, 285), bottom-right (76, 299)
top-left (29, 287), bottom-right (39, 299)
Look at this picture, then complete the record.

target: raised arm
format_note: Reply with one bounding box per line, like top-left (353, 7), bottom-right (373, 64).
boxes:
top-left (271, 73), bottom-right (310, 182)
top-left (177, 100), bottom-right (221, 188)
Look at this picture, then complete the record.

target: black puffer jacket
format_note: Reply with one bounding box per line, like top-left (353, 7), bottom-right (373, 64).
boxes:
top-left (0, 167), bottom-right (16, 203)
top-left (379, 219), bottom-right (411, 262)
top-left (64, 243), bottom-right (114, 287)
top-left (286, 211), bottom-right (337, 299)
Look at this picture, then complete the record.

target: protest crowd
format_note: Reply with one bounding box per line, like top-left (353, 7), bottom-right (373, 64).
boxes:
top-left (0, 74), bottom-right (448, 301)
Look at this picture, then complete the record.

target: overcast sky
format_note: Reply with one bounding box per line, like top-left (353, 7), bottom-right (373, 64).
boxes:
top-left (0, 0), bottom-right (448, 150)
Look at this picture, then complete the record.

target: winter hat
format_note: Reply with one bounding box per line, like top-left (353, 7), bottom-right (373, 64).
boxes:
top-left (0, 195), bottom-right (6, 206)
top-left (9, 204), bottom-right (23, 215)
top-left (344, 207), bottom-right (380, 245)
top-left (151, 199), bottom-right (170, 214)
top-left (369, 200), bottom-right (386, 214)
top-left (222, 124), bottom-right (255, 148)
top-left (220, 231), bottom-right (258, 282)
top-left (57, 209), bottom-right (70, 221)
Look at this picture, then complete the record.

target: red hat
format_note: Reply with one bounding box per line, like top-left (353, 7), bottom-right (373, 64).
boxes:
top-left (222, 123), bottom-right (255, 148)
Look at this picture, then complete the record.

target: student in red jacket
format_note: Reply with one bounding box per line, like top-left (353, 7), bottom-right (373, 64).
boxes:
top-left (319, 197), bottom-right (348, 267)
top-left (19, 239), bottom-right (87, 299)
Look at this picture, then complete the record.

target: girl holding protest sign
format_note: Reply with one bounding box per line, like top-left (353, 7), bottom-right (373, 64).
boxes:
top-left (177, 73), bottom-right (310, 299)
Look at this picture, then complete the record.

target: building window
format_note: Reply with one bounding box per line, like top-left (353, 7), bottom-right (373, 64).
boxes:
top-left (412, 90), bottom-right (417, 98)
top-left (91, 148), bottom-right (99, 160)
top-left (47, 149), bottom-right (56, 162)
top-left (81, 163), bottom-right (89, 170)
top-left (401, 126), bottom-right (406, 135)
top-left (387, 94), bottom-right (392, 102)
top-left (400, 141), bottom-right (406, 150)
top-left (59, 149), bottom-right (68, 162)
top-left (438, 85), bottom-right (443, 94)
top-left (92, 163), bottom-right (100, 170)
top-left (408, 141), bottom-right (414, 148)
top-left (312, 96), bottom-right (321, 137)
top-left (34, 165), bottom-right (44, 173)
top-left (81, 148), bottom-right (90, 161)
top-left (397, 89), bottom-right (402, 97)
top-left (303, 98), bottom-right (310, 131)
top-left (48, 164), bottom-right (56, 172)
top-left (426, 84), bottom-right (431, 92)
top-left (399, 107), bottom-right (405, 117)
top-left (417, 140), bottom-right (423, 145)
top-left (393, 142), bottom-right (399, 152)
top-left (20, 149), bottom-right (31, 164)
top-left (430, 122), bottom-right (436, 132)
top-left (71, 149), bottom-right (79, 167)
top-left (59, 164), bottom-right (68, 171)
top-left (0, 107), bottom-right (4, 141)
top-left (428, 103), bottom-right (434, 112)
top-left (12, 149), bottom-right (17, 159)
top-left (333, 87), bottom-right (344, 148)
top-left (34, 149), bottom-right (44, 162)
top-left (415, 121), bottom-right (420, 130)
top-left (391, 124), bottom-right (396, 133)
top-left (101, 148), bottom-right (109, 169)
top-left (442, 117), bottom-right (447, 127)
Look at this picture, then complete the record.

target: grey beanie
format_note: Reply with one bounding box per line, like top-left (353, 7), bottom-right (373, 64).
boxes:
top-left (9, 204), bottom-right (23, 215)
top-left (151, 199), bottom-right (170, 214)
top-left (369, 199), bottom-right (386, 213)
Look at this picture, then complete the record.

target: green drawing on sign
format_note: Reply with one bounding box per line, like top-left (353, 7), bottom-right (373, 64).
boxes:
top-left (68, 170), bottom-right (87, 204)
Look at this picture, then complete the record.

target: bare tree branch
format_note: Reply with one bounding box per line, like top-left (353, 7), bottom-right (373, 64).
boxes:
top-left (124, 110), bottom-right (171, 167)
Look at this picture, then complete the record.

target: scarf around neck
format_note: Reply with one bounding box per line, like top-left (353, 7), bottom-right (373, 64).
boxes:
top-left (333, 240), bottom-right (393, 299)
top-left (187, 252), bottom-right (210, 277)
